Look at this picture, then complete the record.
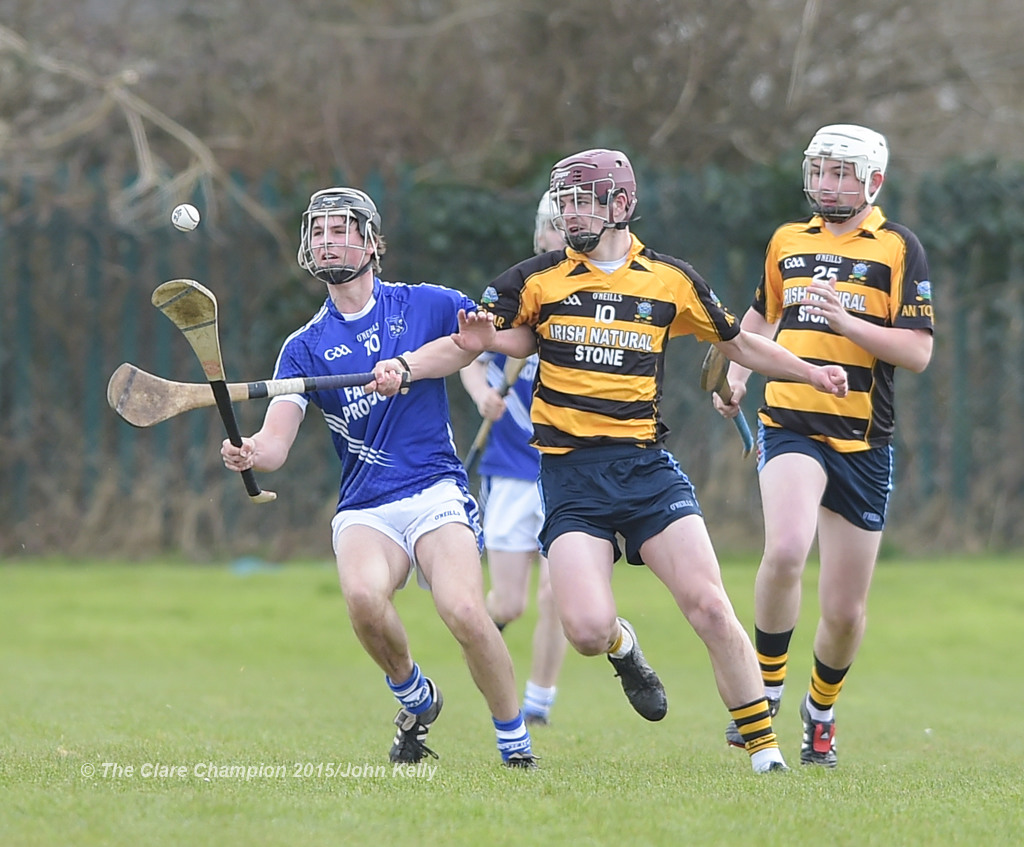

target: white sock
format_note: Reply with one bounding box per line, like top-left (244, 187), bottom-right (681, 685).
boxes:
top-left (524, 681), bottom-right (556, 717)
top-left (805, 695), bottom-right (834, 723)
top-left (609, 620), bottom-right (634, 658)
top-left (751, 748), bottom-right (787, 773)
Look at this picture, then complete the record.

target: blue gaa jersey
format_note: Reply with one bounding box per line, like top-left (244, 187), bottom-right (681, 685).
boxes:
top-left (477, 353), bottom-right (541, 482)
top-left (271, 278), bottom-right (474, 512)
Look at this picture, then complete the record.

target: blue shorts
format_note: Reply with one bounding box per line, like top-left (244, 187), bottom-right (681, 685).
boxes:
top-left (538, 444), bottom-right (702, 566)
top-left (757, 424), bottom-right (893, 531)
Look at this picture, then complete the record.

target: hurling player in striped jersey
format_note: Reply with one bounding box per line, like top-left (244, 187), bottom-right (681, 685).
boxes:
top-left (221, 187), bottom-right (535, 769)
top-left (376, 150), bottom-right (850, 773)
top-left (713, 125), bottom-right (934, 766)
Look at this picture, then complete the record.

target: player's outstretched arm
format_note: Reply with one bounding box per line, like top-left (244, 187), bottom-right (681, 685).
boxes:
top-left (717, 331), bottom-right (848, 398)
top-left (372, 334), bottom-right (479, 397)
top-left (454, 308), bottom-right (496, 353)
top-left (454, 310), bottom-right (536, 358)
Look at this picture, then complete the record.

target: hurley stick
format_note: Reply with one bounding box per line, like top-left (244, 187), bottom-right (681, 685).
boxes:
top-left (107, 362), bottom-right (375, 428)
top-left (700, 345), bottom-right (754, 458)
top-left (151, 278), bottom-right (276, 503)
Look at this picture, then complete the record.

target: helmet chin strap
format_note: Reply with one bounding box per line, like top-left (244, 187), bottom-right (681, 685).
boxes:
top-left (566, 230), bottom-right (603, 253)
top-left (317, 257), bottom-right (374, 285)
top-left (566, 203), bottom-right (630, 253)
top-left (812, 198), bottom-right (868, 223)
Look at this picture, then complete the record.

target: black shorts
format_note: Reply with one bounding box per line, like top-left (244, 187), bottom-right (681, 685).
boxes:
top-left (758, 424), bottom-right (893, 531)
top-left (538, 444), bottom-right (702, 566)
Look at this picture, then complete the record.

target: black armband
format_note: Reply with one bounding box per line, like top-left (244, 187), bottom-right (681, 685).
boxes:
top-left (395, 355), bottom-right (412, 395)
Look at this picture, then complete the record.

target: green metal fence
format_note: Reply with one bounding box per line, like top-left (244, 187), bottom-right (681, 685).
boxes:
top-left (1, 160), bottom-right (1022, 558)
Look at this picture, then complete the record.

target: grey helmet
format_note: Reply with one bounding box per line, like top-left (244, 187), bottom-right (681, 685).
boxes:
top-left (297, 187), bottom-right (382, 285)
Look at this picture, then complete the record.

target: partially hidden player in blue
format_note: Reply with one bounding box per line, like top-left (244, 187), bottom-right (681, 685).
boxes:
top-left (458, 194), bottom-right (569, 726)
top-left (220, 187), bottom-right (535, 768)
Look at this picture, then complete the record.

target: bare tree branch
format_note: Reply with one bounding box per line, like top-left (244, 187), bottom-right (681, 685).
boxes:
top-left (0, 22), bottom-right (290, 260)
top-left (650, 38), bottom-right (704, 149)
top-left (324, 2), bottom-right (508, 40)
top-left (786, 0), bottom-right (820, 108)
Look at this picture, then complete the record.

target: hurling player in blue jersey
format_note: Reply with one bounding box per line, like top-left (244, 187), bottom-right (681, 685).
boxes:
top-left (220, 187), bottom-right (535, 768)
top-left (458, 193), bottom-right (569, 726)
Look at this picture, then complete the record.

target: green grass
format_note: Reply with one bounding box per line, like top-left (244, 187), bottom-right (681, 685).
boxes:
top-left (2, 556), bottom-right (1023, 846)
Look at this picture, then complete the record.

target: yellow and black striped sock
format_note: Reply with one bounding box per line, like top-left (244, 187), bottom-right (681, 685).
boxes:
top-left (808, 655), bottom-right (849, 712)
top-left (729, 697), bottom-right (779, 755)
top-left (754, 627), bottom-right (793, 694)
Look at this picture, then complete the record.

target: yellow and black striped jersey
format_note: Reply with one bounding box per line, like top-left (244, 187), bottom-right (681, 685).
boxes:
top-left (753, 206), bottom-right (934, 452)
top-left (479, 234), bottom-right (739, 454)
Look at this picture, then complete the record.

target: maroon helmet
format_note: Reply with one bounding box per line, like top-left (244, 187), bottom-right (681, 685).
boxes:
top-left (549, 149), bottom-right (637, 252)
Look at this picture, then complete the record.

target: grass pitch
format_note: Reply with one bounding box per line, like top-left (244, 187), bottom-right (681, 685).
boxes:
top-left (2, 555), bottom-right (1022, 846)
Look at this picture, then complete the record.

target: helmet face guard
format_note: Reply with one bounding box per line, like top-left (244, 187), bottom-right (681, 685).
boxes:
top-left (297, 188), bottom-right (382, 285)
top-left (802, 125), bottom-right (889, 223)
top-left (533, 190), bottom-right (564, 254)
top-left (549, 149), bottom-right (637, 253)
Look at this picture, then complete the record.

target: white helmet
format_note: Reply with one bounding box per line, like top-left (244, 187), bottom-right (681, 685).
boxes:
top-left (802, 124), bottom-right (889, 222)
top-left (533, 190), bottom-right (564, 254)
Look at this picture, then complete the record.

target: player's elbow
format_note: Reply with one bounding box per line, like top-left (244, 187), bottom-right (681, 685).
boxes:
top-left (250, 433), bottom-right (293, 473)
top-left (903, 335), bottom-right (934, 373)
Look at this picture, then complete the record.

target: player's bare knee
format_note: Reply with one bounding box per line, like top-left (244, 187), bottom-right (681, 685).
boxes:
top-left (821, 602), bottom-right (866, 639)
top-left (436, 595), bottom-right (490, 643)
top-left (342, 587), bottom-right (388, 630)
top-left (762, 548), bottom-right (807, 583)
top-left (560, 616), bottom-right (616, 656)
top-left (684, 595), bottom-right (737, 643)
top-left (487, 592), bottom-right (527, 623)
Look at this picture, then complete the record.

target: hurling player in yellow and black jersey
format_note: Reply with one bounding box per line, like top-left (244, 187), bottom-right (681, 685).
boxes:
top-left (714, 125), bottom-right (935, 767)
top-left (388, 148), bottom-right (851, 774)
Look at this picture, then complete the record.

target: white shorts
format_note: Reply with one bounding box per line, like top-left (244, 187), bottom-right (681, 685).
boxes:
top-left (331, 479), bottom-right (481, 590)
top-left (480, 476), bottom-right (544, 553)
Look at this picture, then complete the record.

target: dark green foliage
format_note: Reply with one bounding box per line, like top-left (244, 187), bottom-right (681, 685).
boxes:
top-left (388, 182), bottom-right (536, 297)
top-left (1, 157), bottom-right (1022, 556)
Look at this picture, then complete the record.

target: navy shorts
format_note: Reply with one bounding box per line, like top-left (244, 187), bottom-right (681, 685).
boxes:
top-left (757, 424), bottom-right (894, 531)
top-left (538, 444), bottom-right (702, 566)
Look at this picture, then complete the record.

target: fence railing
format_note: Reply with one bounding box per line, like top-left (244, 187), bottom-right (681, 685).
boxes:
top-left (2, 161), bottom-right (1022, 558)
